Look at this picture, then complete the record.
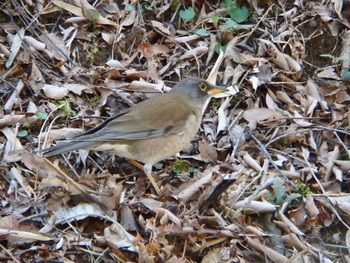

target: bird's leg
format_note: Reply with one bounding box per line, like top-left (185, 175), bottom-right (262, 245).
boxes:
top-left (127, 160), bottom-right (161, 195)
top-left (127, 159), bottom-right (144, 170)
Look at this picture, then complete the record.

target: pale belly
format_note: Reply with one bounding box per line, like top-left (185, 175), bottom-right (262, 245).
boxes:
top-left (91, 114), bottom-right (201, 165)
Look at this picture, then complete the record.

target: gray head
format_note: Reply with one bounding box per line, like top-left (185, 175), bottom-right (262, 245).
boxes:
top-left (171, 77), bottom-right (225, 105)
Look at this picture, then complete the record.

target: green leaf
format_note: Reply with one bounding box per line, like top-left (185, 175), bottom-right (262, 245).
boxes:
top-left (195, 28), bottom-right (210, 37)
top-left (341, 69), bottom-right (350, 81)
top-left (319, 54), bottom-right (335, 59)
top-left (285, 193), bottom-right (302, 204)
top-left (124, 4), bottom-right (133, 11)
top-left (180, 7), bottom-right (195, 20)
top-left (229, 6), bottom-right (249, 23)
top-left (210, 14), bottom-right (219, 27)
top-left (144, 4), bottom-right (152, 10)
top-left (214, 42), bottom-right (227, 54)
top-left (172, 160), bottom-right (186, 174)
top-left (220, 19), bottom-right (237, 30)
top-left (187, 166), bottom-right (196, 173)
top-left (17, 130), bottom-right (28, 137)
top-left (84, 9), bottom-right (100, 21)
top-left (336, 56), bottom-right (349, 63)
top-left (35, 111), bottom-right (48, 120)
top-left (220, 0), bottom-right (235, 9)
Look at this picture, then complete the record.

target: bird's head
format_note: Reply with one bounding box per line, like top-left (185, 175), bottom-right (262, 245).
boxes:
top-left (172, 77), bottom-right (228, 105)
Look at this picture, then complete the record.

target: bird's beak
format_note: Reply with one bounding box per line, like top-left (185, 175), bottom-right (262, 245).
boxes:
top-left (208, 85), bottom-right (229, 95)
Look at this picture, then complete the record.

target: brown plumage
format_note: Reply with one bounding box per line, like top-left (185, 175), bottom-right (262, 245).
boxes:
top-left (40, 77), bottom-right (227, 194)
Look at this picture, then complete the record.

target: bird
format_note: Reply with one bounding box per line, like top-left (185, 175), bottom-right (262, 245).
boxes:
top-left (39, 77), bottom-right (228, 194)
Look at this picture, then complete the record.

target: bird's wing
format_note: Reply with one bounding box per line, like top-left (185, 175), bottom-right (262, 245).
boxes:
top-left (70, 92), bottom-right (201, 142)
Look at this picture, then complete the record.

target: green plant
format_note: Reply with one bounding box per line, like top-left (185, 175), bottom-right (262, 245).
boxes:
top-left (171, 0), bottom-right (181, 11)
top-left (219, 0), bottom-right (249, 23)
top-left (210, 14), bottom-right (219, 27)
top-left (214, 42), bottom-right (227, 54)
top-left (338, 151), bottom-right (350, 161)
top-left (319, 54), bottom-right (348, 64)
top-left (54, 99), bottom-right (76, 118)
top-left (86, 41), bottom-right (99, 65)
top-left (341, 69), bottom-right (350, 81)
top-left (195, 1), bottom-right (250, 39)
top-left (179, 7), bottom-right (195, 20)
top-left (17, 130), bottom-right (28, 137)
top-left (172, 160), bottom-right (194, 174)
top-left (124, 4), bottom-right (133, 11)
top-left (195, 28), bottom-right (210, 37)
top-left (295, 181), bottom-right (312, 195)
top-left (266, 178), bottom-right (301, 205)
top-left (35, 111), bottom-right (48, 120)
top-left (87, 96), bottom-right (99, 108)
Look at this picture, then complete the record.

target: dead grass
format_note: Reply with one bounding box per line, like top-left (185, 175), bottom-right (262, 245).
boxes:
top-left (1, 0), bottom-right (350, 262)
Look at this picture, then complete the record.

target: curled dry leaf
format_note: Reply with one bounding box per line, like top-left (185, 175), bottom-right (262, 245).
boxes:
top-left (0, 114), bottom-right (37, 126)
top-left (23, 36), bottom-right (46, 51)
top-left (170, 34), bottom-right (201, 43)
top-left (334, 160), bottom-right (350, 171)
top-left (243, 152), bottom-right (262, 172)
top-left (243, 108), bottom-right (282, 128)
top-left (151, 20), bottom-right (171, 36)
top-left (120, 7), bottom-right (135, 27)
top-left (39, 32), bottom-right (68, 61)
top-left (42, 84), bottom-right (69, 99)
top-left (175, 172), bottom-right (214, 204)
top-left (0, 228), bottom-right (52, 242)
top-left (198, 141), bottom-right (218, 163)
top-left (154, 208), bottom-right (181, 226)
top-left (4, 79), bottom-right (24, 111)
top-left (305, 194), bottom-right (320, 218)
top-left (52, 0), bottom-right (83, 16)
top-left (317, 67), bottom-right (342, 80)
top-left (5, 28), bottom-right (25, 68)
top-left (104, 222), bottom-right (138, 253)
top-left (135, 198), bottom-right (163, 211)
top-left (101, 32), bottom-right (114, 45)
top-left (246, 237), bottom-right (288, 263)
top-left (120, 205), bottom-right (137, 231)
top-left (10, 167), bottom-right (34, 196)
top-left (279, 202), bottom-right (305, 236)
top-left (259, 39), bottom-right (302, 80)
top-left (346, 229), bottom-right (350, 255)
top-left (179, 46), bottom-right (208, 60)
top-left (53, 203), bottom-right (106, 224)
top-left (63, 83), bottom-right (93, 95)
top-left (1, 128), bottom-right (24, 161)
top-left (231, 200), bottom-right (276, 214)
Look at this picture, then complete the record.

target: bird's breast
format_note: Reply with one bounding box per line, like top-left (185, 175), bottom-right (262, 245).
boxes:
top-left (128, 113), bottom-right (201, 164)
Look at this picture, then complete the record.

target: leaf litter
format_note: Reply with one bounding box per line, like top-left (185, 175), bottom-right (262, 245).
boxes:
top-left (1, 0), bottom-right (350, 262)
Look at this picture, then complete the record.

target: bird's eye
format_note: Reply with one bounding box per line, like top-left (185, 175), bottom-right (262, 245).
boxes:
top-left (198, 82), bottom-right (207, 91)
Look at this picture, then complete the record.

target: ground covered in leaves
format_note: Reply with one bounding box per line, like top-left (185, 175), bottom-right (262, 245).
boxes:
top-left (1, 0), bottom-right (350, 262)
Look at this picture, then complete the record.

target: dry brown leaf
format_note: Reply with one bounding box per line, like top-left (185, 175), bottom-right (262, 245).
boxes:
top-left (42, 84), bottom-right (69, 99)
top-left (259, 39), bottom-right (302, 80)
top-left (104, 222), bottom-right (138, 252)
top-left (243, 108), bottom-right (282, 128)
top-left (232, 200), bottom-right (276, 214)
top-left (176, 172), bottom-right (214, 204)
top-left (246, 237), bottom-right (288, 262)
top-left (0, 228), bottom-right (52, 242)
top-left (151, 20), bottom-right (171, 36)
top-left (5, 28), bottom-right (25, 68)
top-left (54, 203), bottom-right (106, 224)
top-left (179, 46), bottom-right (208, 60)
top-left (198, 141), bottom-right (218, 163)
top-left (52, 0), bottom-right (83, 16)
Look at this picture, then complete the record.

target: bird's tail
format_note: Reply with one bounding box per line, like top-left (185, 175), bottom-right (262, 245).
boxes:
top-left (38, 141), bottom-right (91, 157)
